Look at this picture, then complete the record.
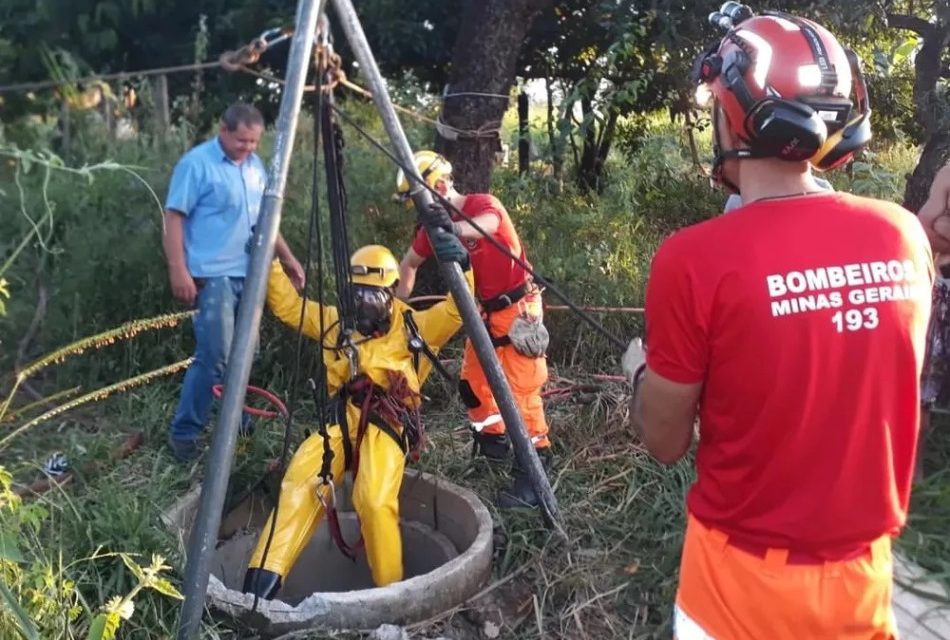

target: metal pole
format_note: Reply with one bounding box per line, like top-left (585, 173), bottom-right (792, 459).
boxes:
top-left (330, 0), bottom-right (564, 535)
top-left (175, 1), bottom-right (324, 637)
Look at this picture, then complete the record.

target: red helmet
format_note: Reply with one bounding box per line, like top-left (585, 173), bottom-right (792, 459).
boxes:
top-left (695, 9), bottom-right (871, 170)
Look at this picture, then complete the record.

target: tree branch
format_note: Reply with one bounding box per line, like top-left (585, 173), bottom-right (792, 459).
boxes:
top-left (886, 12), bottom-right (934, 36)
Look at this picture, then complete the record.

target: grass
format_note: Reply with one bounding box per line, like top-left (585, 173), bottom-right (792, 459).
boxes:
top-left (897, 412), bottom-right (950, 589)
top-left (6, 344), bottom-right (949, 639)
top-left (2, 353), bottom-right (695, 639)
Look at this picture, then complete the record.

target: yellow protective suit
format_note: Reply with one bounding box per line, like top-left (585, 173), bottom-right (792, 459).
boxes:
top-left (247, 261), bottom-right (474, 589)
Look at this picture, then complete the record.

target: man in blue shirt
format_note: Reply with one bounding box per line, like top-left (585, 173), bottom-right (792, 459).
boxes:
top-left (162, 102), bottom-right (304, 461)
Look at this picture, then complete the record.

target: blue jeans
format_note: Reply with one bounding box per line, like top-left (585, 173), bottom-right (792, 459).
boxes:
top-left (170, 276), bottom-right (244, 442)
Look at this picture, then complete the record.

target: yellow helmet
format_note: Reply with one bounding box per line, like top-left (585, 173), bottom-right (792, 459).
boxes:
top-left (394, 150), bottom-right (452, 204)
top-left (349, 245), bottom-right (399, 288)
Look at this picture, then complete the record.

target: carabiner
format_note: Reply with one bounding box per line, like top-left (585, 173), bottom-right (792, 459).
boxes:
top-left (316, 476), bottom-right (336, 510)
top-left (253, 27), bottom-right (292, 53)
top-left (342, 333), bottom-right (360, 381)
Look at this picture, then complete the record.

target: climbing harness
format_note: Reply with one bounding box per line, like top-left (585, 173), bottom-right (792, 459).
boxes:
top-left (316, 372), bottom-right (423, 560)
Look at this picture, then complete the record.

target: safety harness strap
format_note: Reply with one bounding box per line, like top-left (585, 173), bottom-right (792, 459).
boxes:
top-left (318, 376), bottom-right (416, 562)
top-left (325, 501), bottom-right (364, 561)
top-left (402, 310), bottom-right (454, 383)
top-left (480, 281), bottom-right (530, 312)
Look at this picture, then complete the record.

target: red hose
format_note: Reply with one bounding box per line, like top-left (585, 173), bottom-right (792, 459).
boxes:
top-left (211, 384), bottom-right (289, 419)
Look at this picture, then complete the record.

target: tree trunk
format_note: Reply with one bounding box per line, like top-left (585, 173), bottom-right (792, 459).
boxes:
top-left (437, 0), bottom-right (552, 192)
top-left (577, 96), bottom-right (598, 191)
top-left (151, 74), bottom-right (170, 140)
top-left (684, 109), bottom-right (703, 173)
top-left (518, 90), bottom-right (530, 175)
top-left (904, 131), bottom-right (950, 212)
top-left (592, 107), bottom-right (620, 193)
top-left (887, 10), bottom-right (950, 210)
top-left (576, 100), bottom-right (618, 193)
top-left (545, 75), bottom-right (563, 183)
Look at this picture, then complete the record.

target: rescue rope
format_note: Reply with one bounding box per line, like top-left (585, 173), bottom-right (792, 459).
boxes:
top-left (328, 105), bottom-right (629, 351)
top-left (0, 62), bottom-right (221, 95)
top-left (0, 24), bottom-right (503, 141)
top-left (408, 296), bottom-right (645, 315)
top-left (545, 305), bottom-right (644, 314)
top-left (250, 33), bottom-right (333, 612)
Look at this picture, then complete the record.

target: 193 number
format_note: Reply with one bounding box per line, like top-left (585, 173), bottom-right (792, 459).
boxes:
top-left (832, 308), bottom-right (879, 333)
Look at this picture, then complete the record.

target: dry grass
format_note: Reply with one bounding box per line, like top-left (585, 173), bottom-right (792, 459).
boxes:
top-left (5, 365), bottom-right (949, 639)
top-left (391, 374), bottom-right (693, 640)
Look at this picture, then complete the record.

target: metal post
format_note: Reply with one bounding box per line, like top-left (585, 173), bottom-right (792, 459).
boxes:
top-left (330, 0), bottom-right (564, 535)
top-left (175, 1), bottom-right (324, 637)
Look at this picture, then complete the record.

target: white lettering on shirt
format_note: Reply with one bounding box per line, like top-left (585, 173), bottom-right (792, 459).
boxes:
top-left (764, 259), bottom-right (928, 332)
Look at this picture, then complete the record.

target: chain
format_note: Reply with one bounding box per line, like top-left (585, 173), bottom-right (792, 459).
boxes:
top-left (218, 26), bottom-right (500, 139)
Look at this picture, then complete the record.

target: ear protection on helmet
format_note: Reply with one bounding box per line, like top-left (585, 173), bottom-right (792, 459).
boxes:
top-left (694, 14), bottom-right (871, 167)
top-left (810, 49), bottom-right (872, 170)
top-left (699, 33), bottom-right (827, 161)
top-left (745, 98), bottom-right (828, 161)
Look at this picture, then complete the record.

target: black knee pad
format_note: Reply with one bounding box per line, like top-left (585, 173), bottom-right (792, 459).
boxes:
top-left (458, 379), bottom-right (481, 409)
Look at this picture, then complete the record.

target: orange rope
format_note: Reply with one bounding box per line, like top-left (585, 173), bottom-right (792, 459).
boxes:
top-left (407, 295), bottom-right (644, 314)
top-left (545, 305), bottom-right (644, 314)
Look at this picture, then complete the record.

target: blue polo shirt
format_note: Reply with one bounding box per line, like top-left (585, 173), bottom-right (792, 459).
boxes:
top-left (165, 137), bottom-right (267, 278)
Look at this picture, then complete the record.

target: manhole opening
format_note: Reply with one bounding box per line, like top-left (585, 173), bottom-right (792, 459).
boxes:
top-left (213, 494), bottom-right (460, 604)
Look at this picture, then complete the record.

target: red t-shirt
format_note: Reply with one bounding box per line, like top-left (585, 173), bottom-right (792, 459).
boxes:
top-left (411, 194), bottom-right (530, 301)
top-left (645, 193), bottom-right (933, 552)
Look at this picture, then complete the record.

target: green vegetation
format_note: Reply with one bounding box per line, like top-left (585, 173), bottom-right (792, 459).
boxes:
top-left (1, 98), bottom-right (946, 639)
top-left (1, 0), bottom-right (948, 636)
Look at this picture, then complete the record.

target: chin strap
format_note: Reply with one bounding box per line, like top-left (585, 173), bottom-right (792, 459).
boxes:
top-left (712, 147), bottom-right (777, 196)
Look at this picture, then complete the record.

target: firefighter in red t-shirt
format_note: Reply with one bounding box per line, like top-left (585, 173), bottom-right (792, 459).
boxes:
top-left (394, 150), bottom-right (551, 508)
top-left (624, 5), bottom-right (933, 638)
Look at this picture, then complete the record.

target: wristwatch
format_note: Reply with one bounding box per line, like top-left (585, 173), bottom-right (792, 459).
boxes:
top-left (631, 363), bottom-right (647, 397)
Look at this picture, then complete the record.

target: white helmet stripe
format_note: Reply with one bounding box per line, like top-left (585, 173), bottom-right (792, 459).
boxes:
top-left (736, 29), bottom-right (773, 90)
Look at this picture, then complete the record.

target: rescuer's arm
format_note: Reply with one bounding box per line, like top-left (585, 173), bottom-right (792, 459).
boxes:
top-left (626, 237), bottom-right (705, 465)
top-left (396, 247), bottom-right (426, 300)
top-left (452, 212), bottom-right (500, 239)
top-left (266, 260), bottom-right (338, 341)
top-left (918, 164), bottom-right (950, 254)
top-left (630, 364), bottom-right (701, 464)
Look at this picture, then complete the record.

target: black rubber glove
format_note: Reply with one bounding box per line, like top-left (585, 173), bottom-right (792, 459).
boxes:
top-left (431, 230), bottom-right (470, 268)
top-left (418, 202), bottom-right (455, 234)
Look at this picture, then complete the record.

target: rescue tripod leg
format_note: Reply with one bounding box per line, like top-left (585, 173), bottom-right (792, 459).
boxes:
top-left (330, 0), bottom-right (564, 536)
top-left (244, 424), bottom-right (347, 599)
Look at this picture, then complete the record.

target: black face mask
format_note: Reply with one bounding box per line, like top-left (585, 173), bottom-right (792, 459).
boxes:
top-left (351, 285), bottom-right (393, 337)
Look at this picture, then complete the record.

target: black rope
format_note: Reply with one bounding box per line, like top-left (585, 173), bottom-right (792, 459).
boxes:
top-left (322, 92), bottom-right (356, 336)
top-left (251, 45), bottom-right (329, 613)
top-left (330, 105), bottom-right (627, 352)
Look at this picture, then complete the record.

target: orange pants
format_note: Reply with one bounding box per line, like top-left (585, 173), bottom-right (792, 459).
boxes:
top-left (674, 514), bottom-right (897, 640)
top-left (461, 291), bottom-right (549, 448)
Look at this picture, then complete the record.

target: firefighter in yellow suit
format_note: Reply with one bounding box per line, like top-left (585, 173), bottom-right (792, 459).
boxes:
top-left (243, 231), bottom-right (473, 600)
